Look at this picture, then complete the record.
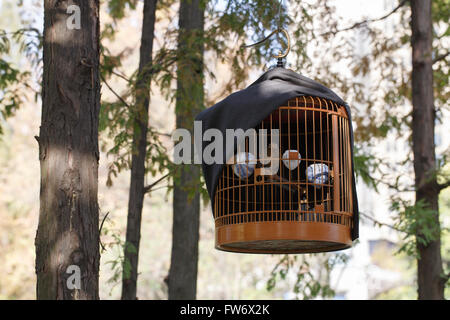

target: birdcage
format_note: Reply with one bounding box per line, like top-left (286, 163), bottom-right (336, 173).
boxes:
top-left (213, 96), bottom-right (355, 253)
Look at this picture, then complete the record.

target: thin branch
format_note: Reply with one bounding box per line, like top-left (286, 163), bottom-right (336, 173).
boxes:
top-left (438, 181), bottom-right (450, 192)
top-left (440, 271), bottom-right (450, 286)
top-left (100, 49), bottom-right (173, 109)
top-left (372, 175), bottom-right (415, 193)
top-left (0, 29), bottom-right (42, 38)
top-left (111, 70), bottom-right (131, 82)
top-left (143, 172), bottom-right (171, 194)
top-left (100, 73), bottom-right (131, 108)
top-left (360, 211), bottom-right (405, 233)
top-left (154, 131), bottom-right (172, 138)
top-left (99, 212), bottom-right (111, 252)
top-left (320, 0), bottom-right (408, 37)
top-left (433, 51), bottom-right (450, 64)
top-left (148, 184), bottom-right (170, 193)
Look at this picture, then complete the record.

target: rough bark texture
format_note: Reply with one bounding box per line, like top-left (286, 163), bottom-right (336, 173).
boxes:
top-left (121, 0), bottom-right (157, 301)
top-left (168, 0), bottom-right (204, 300)
top-left (36, 0), bottom-right (101, 300)
top-left (410, 0), bottom-right (444, 300)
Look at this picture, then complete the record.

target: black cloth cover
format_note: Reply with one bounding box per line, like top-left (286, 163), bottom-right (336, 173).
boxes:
top-left (195, 67), bottom-right (359, 240)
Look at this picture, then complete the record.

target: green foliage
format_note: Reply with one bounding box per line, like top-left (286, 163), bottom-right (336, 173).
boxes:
top-left (101, 96), bottom-right (171, 188)
top-left (344, 0), bottom-right (448, 146)
top-left (101, 214), bottom-right (138, 293)
top-left (99, 49), bottom-right (171, 188)
top-left (123, 241), bottom-right (138, 280)
top-left (0, 59), bottom-right (24, 124)
top-left (100, 45), bottom-right (126, 80)
top-left (107, 0), bottom-right (138, 20)
top-left (100, 216), bottom-right (126, 294)
top-left (0, 28), bottom-right (41, 135)
top-left (353, 145), bottom-right (380, 191)
top-left (392, 199), bottom-right (442, 258)
top-left (267, 253), bottom-right (349, 300)
top-left (102, 0), bottom-right (138, 41)
top-left (99, 0), bottom-right (176, 190)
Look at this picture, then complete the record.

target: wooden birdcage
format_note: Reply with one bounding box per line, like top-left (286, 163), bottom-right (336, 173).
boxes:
top-left (214, 96), bottom-right (354, 254)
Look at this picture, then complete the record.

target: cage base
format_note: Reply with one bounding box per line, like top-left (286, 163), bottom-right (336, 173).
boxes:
top-left (215, 221), bottom-right (352, 254)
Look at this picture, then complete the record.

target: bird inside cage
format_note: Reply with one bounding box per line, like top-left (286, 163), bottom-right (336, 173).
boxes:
top-left (226, 101), bottom-right (335, 222)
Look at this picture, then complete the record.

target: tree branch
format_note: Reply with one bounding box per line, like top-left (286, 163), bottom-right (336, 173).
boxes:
top-left (433, 51), bottom-right (450, 64)
top-left (370, 173), bottom-right (415, 193)
top-left (111, 70), bottom-right (131, 82)
top-left (100, 73), bottom-right (131, 109)
top-left (149, 184), bottom-right (170, 192)
top-left (360, 211), bottom-right (405, 233)
top-left (320, 0), bottom-right (408, 37)
top-left (440, 272), bottom-right (450, 286)
top-left (438, 181), bottom-right (450, 192)
top-left (154, 131), bottom-right (172, 138)
top-left (99, 211), bottom-right (110, 252)
top-left (143, 172), bottom-right (171, 194)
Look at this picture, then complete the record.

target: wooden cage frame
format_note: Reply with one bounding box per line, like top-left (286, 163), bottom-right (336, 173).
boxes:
top-left (214, 96), bottom-right (354, 254)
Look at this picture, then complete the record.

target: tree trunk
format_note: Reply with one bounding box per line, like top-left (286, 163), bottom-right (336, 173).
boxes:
top-left (121, 0), bottom-right (158, 300)
top-left (410, 0), bottom-right (444, 300)
top-left (36, 0), bottom-right (101, 300)
top-left (168, 0), bottom-right (204, 300)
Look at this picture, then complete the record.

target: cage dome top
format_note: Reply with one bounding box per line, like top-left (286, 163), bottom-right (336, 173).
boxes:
top-left (196, 67), bottom-right (359, 241)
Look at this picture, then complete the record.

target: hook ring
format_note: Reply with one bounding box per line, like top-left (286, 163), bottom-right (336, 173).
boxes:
top-left (242, 28), bottom-right (291, 60)
top-left (272, 29), bottom-right (290, 59)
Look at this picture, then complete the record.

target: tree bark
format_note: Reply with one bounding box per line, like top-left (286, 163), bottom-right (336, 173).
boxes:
top-left (168, 0), bottom-right (204, 300)
top-left (121, 0), bottom-right (158, 300)
top-left (410, 0), bottom-right (444, 300)
top-left (36, 0), bottom-right (101, 300)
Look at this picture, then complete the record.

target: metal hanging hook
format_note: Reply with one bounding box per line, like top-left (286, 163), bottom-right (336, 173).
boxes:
top-left (242, 28), bottom-right (291, 60)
